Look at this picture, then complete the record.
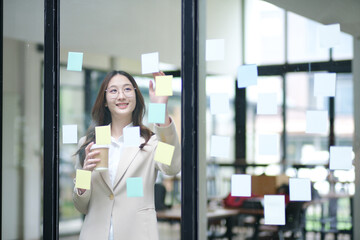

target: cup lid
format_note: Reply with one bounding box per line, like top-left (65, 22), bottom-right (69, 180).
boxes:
top-left (91, 144), bottom-right (110, 150)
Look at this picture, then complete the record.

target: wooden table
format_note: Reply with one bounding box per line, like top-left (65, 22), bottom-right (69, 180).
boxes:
top-left (157, 207), bottom-right (264, 240)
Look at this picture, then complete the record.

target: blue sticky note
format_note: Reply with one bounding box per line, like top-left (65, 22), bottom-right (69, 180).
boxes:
top-left (237, 64), bottom-right (258, 88)
top-left (126, 177), bottom-right (143, 197)
top-left (67, 52), bottom-right (83, 71)
top-left (148, 103), bottom-right (166, 124)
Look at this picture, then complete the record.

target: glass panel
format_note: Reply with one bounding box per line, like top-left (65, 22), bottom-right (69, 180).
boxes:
top-left (287, 12), bottom-right (329, 63)
top-left (3, 1), bottom-right (44, 239)
top-left (246, 76), bottom-right (283, 170)
top-left (245, 0), bottom-right (285, 65)
top-left (334, 73), bottom-right (354, 195)
top-left (59, 1), bottom-right (181, 239)
top-left (333, 33), bottom-right (353, 60)
top-left (286, 72), bottom-right (329, 166)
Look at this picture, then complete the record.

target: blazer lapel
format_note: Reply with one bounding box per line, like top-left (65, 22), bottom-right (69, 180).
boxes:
top-left (112, 140), bottom-right (143, 189)
top-left (99, 170), bottom-right (113, 192)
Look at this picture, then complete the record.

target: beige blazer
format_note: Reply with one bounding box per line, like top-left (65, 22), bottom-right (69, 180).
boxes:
top-left (73, 121), bottom-right (181, 240)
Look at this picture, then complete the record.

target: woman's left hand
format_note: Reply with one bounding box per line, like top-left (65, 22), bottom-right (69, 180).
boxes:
top-left (149, 71), bottom-right (169, 104)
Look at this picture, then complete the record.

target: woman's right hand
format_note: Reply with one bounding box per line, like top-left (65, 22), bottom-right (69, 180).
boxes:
top-left (83, 142), bottom-right (101, 171)
top-left (77, 142), bottom-right (100, 195)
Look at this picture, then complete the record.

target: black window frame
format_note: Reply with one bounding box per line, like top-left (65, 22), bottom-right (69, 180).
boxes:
top-left (0, 0), bottom-right (200, 239)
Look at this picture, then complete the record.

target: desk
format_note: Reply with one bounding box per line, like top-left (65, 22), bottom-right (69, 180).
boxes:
top-left (157, 207), bottom-right (263, 240)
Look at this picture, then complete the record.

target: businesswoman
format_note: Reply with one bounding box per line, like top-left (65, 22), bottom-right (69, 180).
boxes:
top-left (73, 70), bottom-right (181, 240)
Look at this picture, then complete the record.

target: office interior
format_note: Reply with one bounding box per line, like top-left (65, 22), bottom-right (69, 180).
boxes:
top-left (2, 0), bottom-right (360, 239)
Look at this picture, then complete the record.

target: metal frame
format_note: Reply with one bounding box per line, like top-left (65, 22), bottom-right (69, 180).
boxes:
top-left (43, 0), bottom-right (60, 239)
top-left (0, 0), bottom-right (3, 234)
top-left (181, 0), bottom-right (199, 239)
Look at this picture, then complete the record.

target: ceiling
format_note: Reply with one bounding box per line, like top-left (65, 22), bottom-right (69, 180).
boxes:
top-left (264, 0), bottom-right (360, 38)
top-left (4, 0), bottom-right (181, 67)
top-left (4, 0), bottom-right (360, 71)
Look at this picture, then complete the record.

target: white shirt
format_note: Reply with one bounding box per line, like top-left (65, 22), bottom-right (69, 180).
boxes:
top-left (108, 123), bottom-right (132, 240)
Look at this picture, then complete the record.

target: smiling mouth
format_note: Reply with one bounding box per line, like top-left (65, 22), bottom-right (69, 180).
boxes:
top-left (116, 103), bottom-right (129, 109)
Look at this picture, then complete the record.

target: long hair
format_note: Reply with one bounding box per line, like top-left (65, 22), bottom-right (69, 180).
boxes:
top-left (76, 70), bottom-right (153, 166)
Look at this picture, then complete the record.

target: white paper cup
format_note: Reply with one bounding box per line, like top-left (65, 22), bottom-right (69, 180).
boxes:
top-left (90, 144), bottom-right (109, 171)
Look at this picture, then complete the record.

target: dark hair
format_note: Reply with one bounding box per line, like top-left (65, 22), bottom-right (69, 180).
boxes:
top-left (76, 70), bottom-right (154, 166)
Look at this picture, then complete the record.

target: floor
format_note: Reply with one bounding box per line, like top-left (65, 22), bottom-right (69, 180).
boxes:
top-left (59, 222), bottom-right (352, 240)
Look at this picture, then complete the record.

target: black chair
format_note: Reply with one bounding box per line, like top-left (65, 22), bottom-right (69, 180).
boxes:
top-left (278, 202), bottom-right (306, 240)
top-left (255, 201), bottom-right (306, 240)
top-left (154, 183), bottom-right (171, 211)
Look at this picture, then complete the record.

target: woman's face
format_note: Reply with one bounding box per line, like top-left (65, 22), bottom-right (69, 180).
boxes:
top-left (105, 74), bottom-right (137, 121)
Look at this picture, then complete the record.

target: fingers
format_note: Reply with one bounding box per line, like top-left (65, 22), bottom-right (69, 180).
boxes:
top-left (149, 79), bottom-right (155, 93)
top-left (83, 142), bottom-right (101, 171)
top-left (152, 71), bottom-right (165, 78)
top-left (85, 141), bottom-right (94, 156)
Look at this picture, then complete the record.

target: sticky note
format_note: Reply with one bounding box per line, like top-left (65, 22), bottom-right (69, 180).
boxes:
top-left (289, 178), bottom-right (311, 201)
top-left (314, 73), bottom-right (336, 97)
top-left (264, 195), bottom-right (285, 225)
top-left (154, 142), bottom-right (175, 166)
top-left (258, 134), bottom-right (279, 156)
top-left (306, 110), bottom-right (328, 134)
top-left (231, 174), bottom-right (251, 197)
top-left (210, 135), bottom-right (230, 158)
top-left (257, 93), bottom-right (278, 115)
top-left (141, 52), bottom-right (159, 74)
top-left (75, 169), bottom-right (91, 190)
top-left (329, 146), bottom-right (353, 170)
top-left (95, 125), bottom-right (111, 145)
top-left (210, 93), bottom-right (230, 115)
top-left (155, 75), bottom-right (173, 96)
top-left (67, 52), bottom-right (83, 71)
top-left (62, 124), bottom-right (78, 144)
top-left (126, 177), bottom-right (143, 197)
top-left (148, 103), bottom-right (166, 124)
top-left (124, 126), bottom-right (140, 147)
top-left (206, 39), bottom-right (225, 61)
top-left (318, 23), bottom-right (340, 49)
top-left (237, 64), bottom-right (258, 88)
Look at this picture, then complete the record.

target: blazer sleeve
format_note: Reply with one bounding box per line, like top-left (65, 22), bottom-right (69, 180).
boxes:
top-left (153, 117), bottom-right (181, 176)
top-left (72, 136), bottom-right (92, 215)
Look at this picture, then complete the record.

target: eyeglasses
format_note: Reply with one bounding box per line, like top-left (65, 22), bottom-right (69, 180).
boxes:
top-left (105, 86), bottom-right (136, 98)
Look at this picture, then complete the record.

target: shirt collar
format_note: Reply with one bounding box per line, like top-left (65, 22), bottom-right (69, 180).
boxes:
top-left (110, 122), bottom-right (134, 144)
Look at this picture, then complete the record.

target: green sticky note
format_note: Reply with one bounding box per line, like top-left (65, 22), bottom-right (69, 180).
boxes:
top-left (155, 75), bottom-right (173, 96)
top-left (95, 125), bottom-right (111, 145)
top-left (126, 177), bottom-right (143, 197)
top-left (154, 142), bottom-right (175, 166)
top-left (67, 52), bottom-right (83, 71)
top-left (75, 169), bottom-right (91, 190)
top-left (148, 103), bottom-right (166, 124)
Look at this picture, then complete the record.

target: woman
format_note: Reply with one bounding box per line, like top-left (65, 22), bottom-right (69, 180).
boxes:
top-left (73, 70), bottom-right (181, 240)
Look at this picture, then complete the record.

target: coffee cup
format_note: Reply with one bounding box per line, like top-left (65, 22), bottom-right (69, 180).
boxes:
top-left (90, 144), bottom-right (109, 171)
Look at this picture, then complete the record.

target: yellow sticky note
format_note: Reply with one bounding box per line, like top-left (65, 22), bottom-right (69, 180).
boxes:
top-left (95, 125), bottom-right (111, 145)
top-left (154, 142), bottom-right (175, 166)
top-left (75, 169), bottom-right (91, 190)
top-left (155, 75), bottom-right (173, 96)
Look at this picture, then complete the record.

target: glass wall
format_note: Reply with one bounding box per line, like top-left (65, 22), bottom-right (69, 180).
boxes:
top-left (2, 1), bottom-right (44, 239)
top-left (59, 1), bottom-right (181, 239)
